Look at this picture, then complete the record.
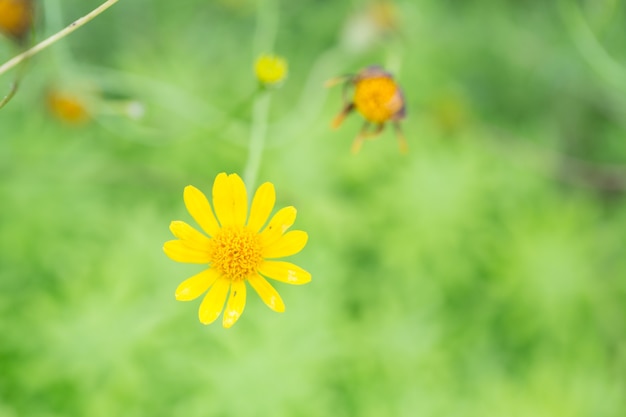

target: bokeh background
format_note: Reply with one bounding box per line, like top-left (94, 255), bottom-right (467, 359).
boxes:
top-left (1, 0), bottom-right (626, 416)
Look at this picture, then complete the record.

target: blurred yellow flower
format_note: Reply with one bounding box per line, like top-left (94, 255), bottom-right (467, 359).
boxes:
top-left (46, 89), bottom-right (91, 124)
top-left (164, 173), bottom-right (310, 328)
top-left (0, 0), bottom-right (34, 43)
top-left (254, 54), bottom-right (288, 86)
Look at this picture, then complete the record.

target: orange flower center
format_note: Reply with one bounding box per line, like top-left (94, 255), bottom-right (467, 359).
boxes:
top-left (209, 226), bottom-right (264, 282)
top-left (353, 76), bottom-right (401, 123)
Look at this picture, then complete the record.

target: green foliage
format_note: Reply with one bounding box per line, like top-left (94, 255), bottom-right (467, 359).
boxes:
top-left (1, 0), bottom-right (625, 416)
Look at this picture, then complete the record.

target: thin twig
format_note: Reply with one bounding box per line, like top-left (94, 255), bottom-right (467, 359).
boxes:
top-left (0, 81), bottom-right (19, 109)
top-left (0, 0), bottom-right (119, 77)
top-left (0, 58), bottom-right (30, 109)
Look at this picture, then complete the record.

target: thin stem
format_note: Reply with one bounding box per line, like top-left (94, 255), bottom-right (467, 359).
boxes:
top-left (242, 0), bottom-right (278, 190)
top-left (243, 90), bottom-right (271, 190)
top-left (0, 80), bottom-right (19, 109)
top-left (0, 58), bottom-right (29, 109)
top-left (0, 0), bottom-right (119, 77)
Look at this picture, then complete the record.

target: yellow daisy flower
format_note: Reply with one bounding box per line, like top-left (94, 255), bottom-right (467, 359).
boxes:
top-left (164, 173), bottom-right (311, 328)
top-left (254, 54), bottom-right (288, 86)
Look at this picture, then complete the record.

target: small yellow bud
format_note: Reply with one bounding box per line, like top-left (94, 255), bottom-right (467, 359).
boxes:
top-left (254, 54), bottom-right (288, 86)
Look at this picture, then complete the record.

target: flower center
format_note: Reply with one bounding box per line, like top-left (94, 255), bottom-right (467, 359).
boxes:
top-left (209, 226), bottom-right (264, 282)
top-left (354, 76), bottom-right (399, 123)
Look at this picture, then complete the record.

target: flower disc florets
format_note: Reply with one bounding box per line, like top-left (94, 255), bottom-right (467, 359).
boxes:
top-left (209, 226), bottom-right (264, 282)
top-left (354, 76), bottom-right (400, 123)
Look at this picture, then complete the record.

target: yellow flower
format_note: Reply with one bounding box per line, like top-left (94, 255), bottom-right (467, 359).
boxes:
top-left (254, 54), bottom-right (288, 86)
top-left (0, 0), bottom-right (34, 43)
top-left (46, 89), bottom-right (91, 124)
top-left (164, 173), bottom-right (311, 328)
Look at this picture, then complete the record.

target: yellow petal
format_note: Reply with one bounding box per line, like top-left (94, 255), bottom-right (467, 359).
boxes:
top-left (213, 173), bottom-right (248, 227)
top-left (184, 185), bottom-right (220, 237)
top-left (175, 268), bottom-right (220, 301)
top-left (222, 280), bottom-right (247, 328)
top-left (169, 221), bottom-right (211, 251)
top-left (264, 230), bottom-right (308, 258)
top-left (163, 240), bottom-right (211, 264)
top-left (260, 206), bottom-right (297, 247)
top-left (247, 182), bottom-right (276, 232)
top-left (258, 261), bottom-right (311, 285)
top-left (198, 277), bottom-right (231, 325)
top-left (248, 274), bottom-right (285, 312)
top-left (228, 174), bottom-right (249, 226)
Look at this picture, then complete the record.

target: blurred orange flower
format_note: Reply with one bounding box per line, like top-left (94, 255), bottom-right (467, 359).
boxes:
top-left (46, 90), bottom-right (91, 124)
top-left (0, 0), bottom-right (34, 43)
top-left (328, 65), bottom-right (407, 153)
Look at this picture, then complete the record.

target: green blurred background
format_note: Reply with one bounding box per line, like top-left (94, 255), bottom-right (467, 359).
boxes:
top-left (1, 0), bottom-right (626, 415)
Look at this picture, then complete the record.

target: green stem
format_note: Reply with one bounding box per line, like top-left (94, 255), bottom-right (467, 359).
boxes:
top-left (0, 58), bottom-right (29, 109)
top-left (0, 80), bottom-right (19, 109)
top-left (242, 0), bottom-right (278, 190)
top-left (243, 90), bottom-right (271, 190)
